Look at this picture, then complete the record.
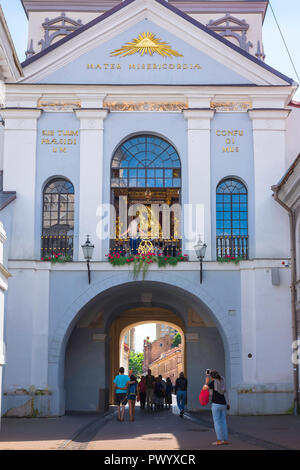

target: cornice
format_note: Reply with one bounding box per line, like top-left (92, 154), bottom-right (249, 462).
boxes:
top-left (0, 108), bottom-right (42, 119)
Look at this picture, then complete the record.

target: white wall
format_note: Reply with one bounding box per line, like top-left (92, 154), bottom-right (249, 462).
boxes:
top-left (241, 264), bottom-right (293, 386)
top-left (3, 264), bottom-right (50, 393)
top-left (0, 223), bottom-right (8, 426)
top-left (286, 106), bottom-right (300, 168)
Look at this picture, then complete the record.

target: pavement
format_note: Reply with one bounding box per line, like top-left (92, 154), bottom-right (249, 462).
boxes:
top-left (0, 403), bottom-right (300, 451)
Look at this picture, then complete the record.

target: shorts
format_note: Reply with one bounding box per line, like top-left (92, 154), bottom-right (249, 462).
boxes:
top-left (127, 393), bottom-right (136, 401)
top-left (115, 393), bottom-right (127, 406)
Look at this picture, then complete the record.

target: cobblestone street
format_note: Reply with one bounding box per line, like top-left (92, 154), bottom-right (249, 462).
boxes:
top-left (0, 404), bottom-right (299, 451)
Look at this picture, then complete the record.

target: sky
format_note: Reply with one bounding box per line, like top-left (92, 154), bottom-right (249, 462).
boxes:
top-left (1, 0), bottom-right (299, 100)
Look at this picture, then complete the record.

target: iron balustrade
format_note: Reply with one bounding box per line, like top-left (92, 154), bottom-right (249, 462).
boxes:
top-left (216, 235), bottom-right (248, 260)
top-left (110, 238), bottom-right (182, 257)
top-left (41, 235), bottom-right (73, 259)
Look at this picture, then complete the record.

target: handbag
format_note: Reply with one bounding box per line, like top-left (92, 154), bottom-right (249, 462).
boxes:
top-left (199, 388), bottom-right (209, 406)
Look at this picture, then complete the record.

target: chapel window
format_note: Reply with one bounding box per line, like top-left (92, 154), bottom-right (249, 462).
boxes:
top-left (111, 134), bottom-right (181, 256)
top-left (216, 178), bottom-right (248, 259)
top-left (41, 178), bottom-right (74, 259)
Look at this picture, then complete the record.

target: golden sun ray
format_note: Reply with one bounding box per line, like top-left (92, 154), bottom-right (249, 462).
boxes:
top-left (110, 32), bottom-right (183, 58)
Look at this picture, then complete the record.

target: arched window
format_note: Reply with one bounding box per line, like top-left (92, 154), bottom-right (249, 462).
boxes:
top-left (41, 178), bottom-right (74, 259)
top-left (111, 135), bottom-right (181, 188)
top-left (110, 135), bottom-right (182, 256)
top-left (216, 178), bottom-right (248, 259)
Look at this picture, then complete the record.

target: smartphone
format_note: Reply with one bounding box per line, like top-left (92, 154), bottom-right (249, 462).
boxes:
top-left (206, 369), bottom-right (211, 375)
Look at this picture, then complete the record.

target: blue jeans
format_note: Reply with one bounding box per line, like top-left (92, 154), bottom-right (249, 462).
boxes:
top-left (176, 390), bottom-right (187, 412)
top-left (211, 403), bottom-right (228, 441)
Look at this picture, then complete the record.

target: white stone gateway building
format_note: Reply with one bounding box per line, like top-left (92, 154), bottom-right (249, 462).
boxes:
top-left (0, 0), bottom-right (299, 417)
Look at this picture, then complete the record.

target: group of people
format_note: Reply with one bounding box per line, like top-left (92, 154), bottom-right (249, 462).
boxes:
top-left (113, 366), bottom-right (230, 446)
top-left (113, 367), bottom-right (188, 421)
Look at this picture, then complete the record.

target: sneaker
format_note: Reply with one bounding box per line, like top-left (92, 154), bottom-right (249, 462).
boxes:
top-left (180, 410), bottom-right (184, 417)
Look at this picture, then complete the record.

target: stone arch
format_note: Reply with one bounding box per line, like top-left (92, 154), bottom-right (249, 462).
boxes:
top-left (49, 272), bottom-right (240, 415)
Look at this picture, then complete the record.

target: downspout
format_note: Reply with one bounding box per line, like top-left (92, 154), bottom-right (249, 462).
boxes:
top-left (272, 188), bottom-right (299, 416)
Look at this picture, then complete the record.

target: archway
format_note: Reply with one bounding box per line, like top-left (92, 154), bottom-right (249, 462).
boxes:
top-left (63, 279), bottom-right (228, 414)
top-left (109, 308), bottom-right (186, 404)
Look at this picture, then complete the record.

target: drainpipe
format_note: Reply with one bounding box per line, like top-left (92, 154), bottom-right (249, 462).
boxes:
top-left (272, 189), bottom-right (299, 416)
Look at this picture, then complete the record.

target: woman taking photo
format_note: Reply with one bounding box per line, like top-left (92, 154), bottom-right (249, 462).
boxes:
top-left (202, 370), bottom-right (229, 446)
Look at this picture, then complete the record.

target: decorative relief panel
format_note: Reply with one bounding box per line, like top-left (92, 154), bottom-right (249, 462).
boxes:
top-left (210, 101), bottom-right (252, 113)
top-left (103, 101), bottom-right (188, 112)
top-left (37, 98), bottom-right (81, 112)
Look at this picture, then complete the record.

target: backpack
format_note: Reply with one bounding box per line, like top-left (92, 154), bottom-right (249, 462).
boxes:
top-left (199, 388), bottom-right (209, 406)
top-left (155, 382), bottom-right (164, 398)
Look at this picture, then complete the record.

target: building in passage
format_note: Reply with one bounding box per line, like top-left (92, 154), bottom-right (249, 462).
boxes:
top-left (149, 345), bottom-right (183, 384)
top-left (0, 0), bottom-right (299, 416)
top-left (156, 324), bottom-right (178, 340)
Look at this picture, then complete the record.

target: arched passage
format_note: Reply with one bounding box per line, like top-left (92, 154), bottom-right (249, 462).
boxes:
top-left (109, 310), bottom-right (186, 404)
top-left (60, 277), bottom-right (232, 415)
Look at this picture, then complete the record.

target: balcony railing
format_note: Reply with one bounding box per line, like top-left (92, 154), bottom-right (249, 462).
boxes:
top-left (41, 235), bottom-right (73, 259)
top-left (216, 235), bottom-right (248, 260)
top-left (110, 238), bottom-right (182, 257)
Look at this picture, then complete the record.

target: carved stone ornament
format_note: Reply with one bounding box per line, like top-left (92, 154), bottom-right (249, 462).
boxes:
top-left (39, 12), bottom-right (83, 51)
top-left (207, 14), bottom-right (253, 53)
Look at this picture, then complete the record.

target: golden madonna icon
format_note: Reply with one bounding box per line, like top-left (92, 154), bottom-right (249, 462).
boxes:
top-left (111, 32), bottom-right (183, 58)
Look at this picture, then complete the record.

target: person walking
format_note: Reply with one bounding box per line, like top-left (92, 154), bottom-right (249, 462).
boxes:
top-left (154, 376), bottom-right (165, 410)
top-left (165, 377), bottom-right (173, 409)
top-left (113, 367), bottom-right (130, 422)
top-left (145, 369), bottom-right (155, 410)
top-left (138, 376), bottom-right (146, 410)
top-left (175, 372), bottom-right (187, 417)
top-left (202, 370), bottom-right (229, 446)
top-left (127, 375), bottom-right (140, 422)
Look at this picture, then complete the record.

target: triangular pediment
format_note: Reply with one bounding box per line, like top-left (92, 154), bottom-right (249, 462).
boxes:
top-left (20, 0), bottom-right (293, 86)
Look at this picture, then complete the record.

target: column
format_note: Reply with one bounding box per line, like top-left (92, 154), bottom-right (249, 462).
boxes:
top-left (75, 109), bottom-right (108, 261)
top-left (1, 108), bottom-right (42, 259)
top-left (249, 109), bottom-right (290, 259)
top-left (183, 109), bottom-right (215, 259)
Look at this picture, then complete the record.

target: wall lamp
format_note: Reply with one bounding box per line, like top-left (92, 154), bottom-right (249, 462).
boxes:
top-left (81, 235), bottom-right (94, 284)
top-left (194, 236), bottom-right (207, 284)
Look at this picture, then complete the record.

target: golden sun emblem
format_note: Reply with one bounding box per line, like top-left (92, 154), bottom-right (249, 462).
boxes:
top-left (110, 32), bottom-right (183, 58)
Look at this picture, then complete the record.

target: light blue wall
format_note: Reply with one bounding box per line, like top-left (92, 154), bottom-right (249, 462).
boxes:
top-left (40, 20), bottom-right (253, 85)
top-left (35, 113), bottom-right (80, 260)
top-left (64, 327), bottom-right (107, 412)
top-left (210, 113), bottom-right (255, 259)
top-left (33, 110), bottom-right (256, 261)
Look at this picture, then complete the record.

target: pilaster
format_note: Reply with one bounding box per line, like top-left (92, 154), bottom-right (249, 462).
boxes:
top-left (1, 108), bottom-right (42, 259)
top-left (248, 108), bottom-right (291, 258)
top-left (183, 108), bottom-right (215, 259)
top-left (75, 108), bottom-right (109, 261)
